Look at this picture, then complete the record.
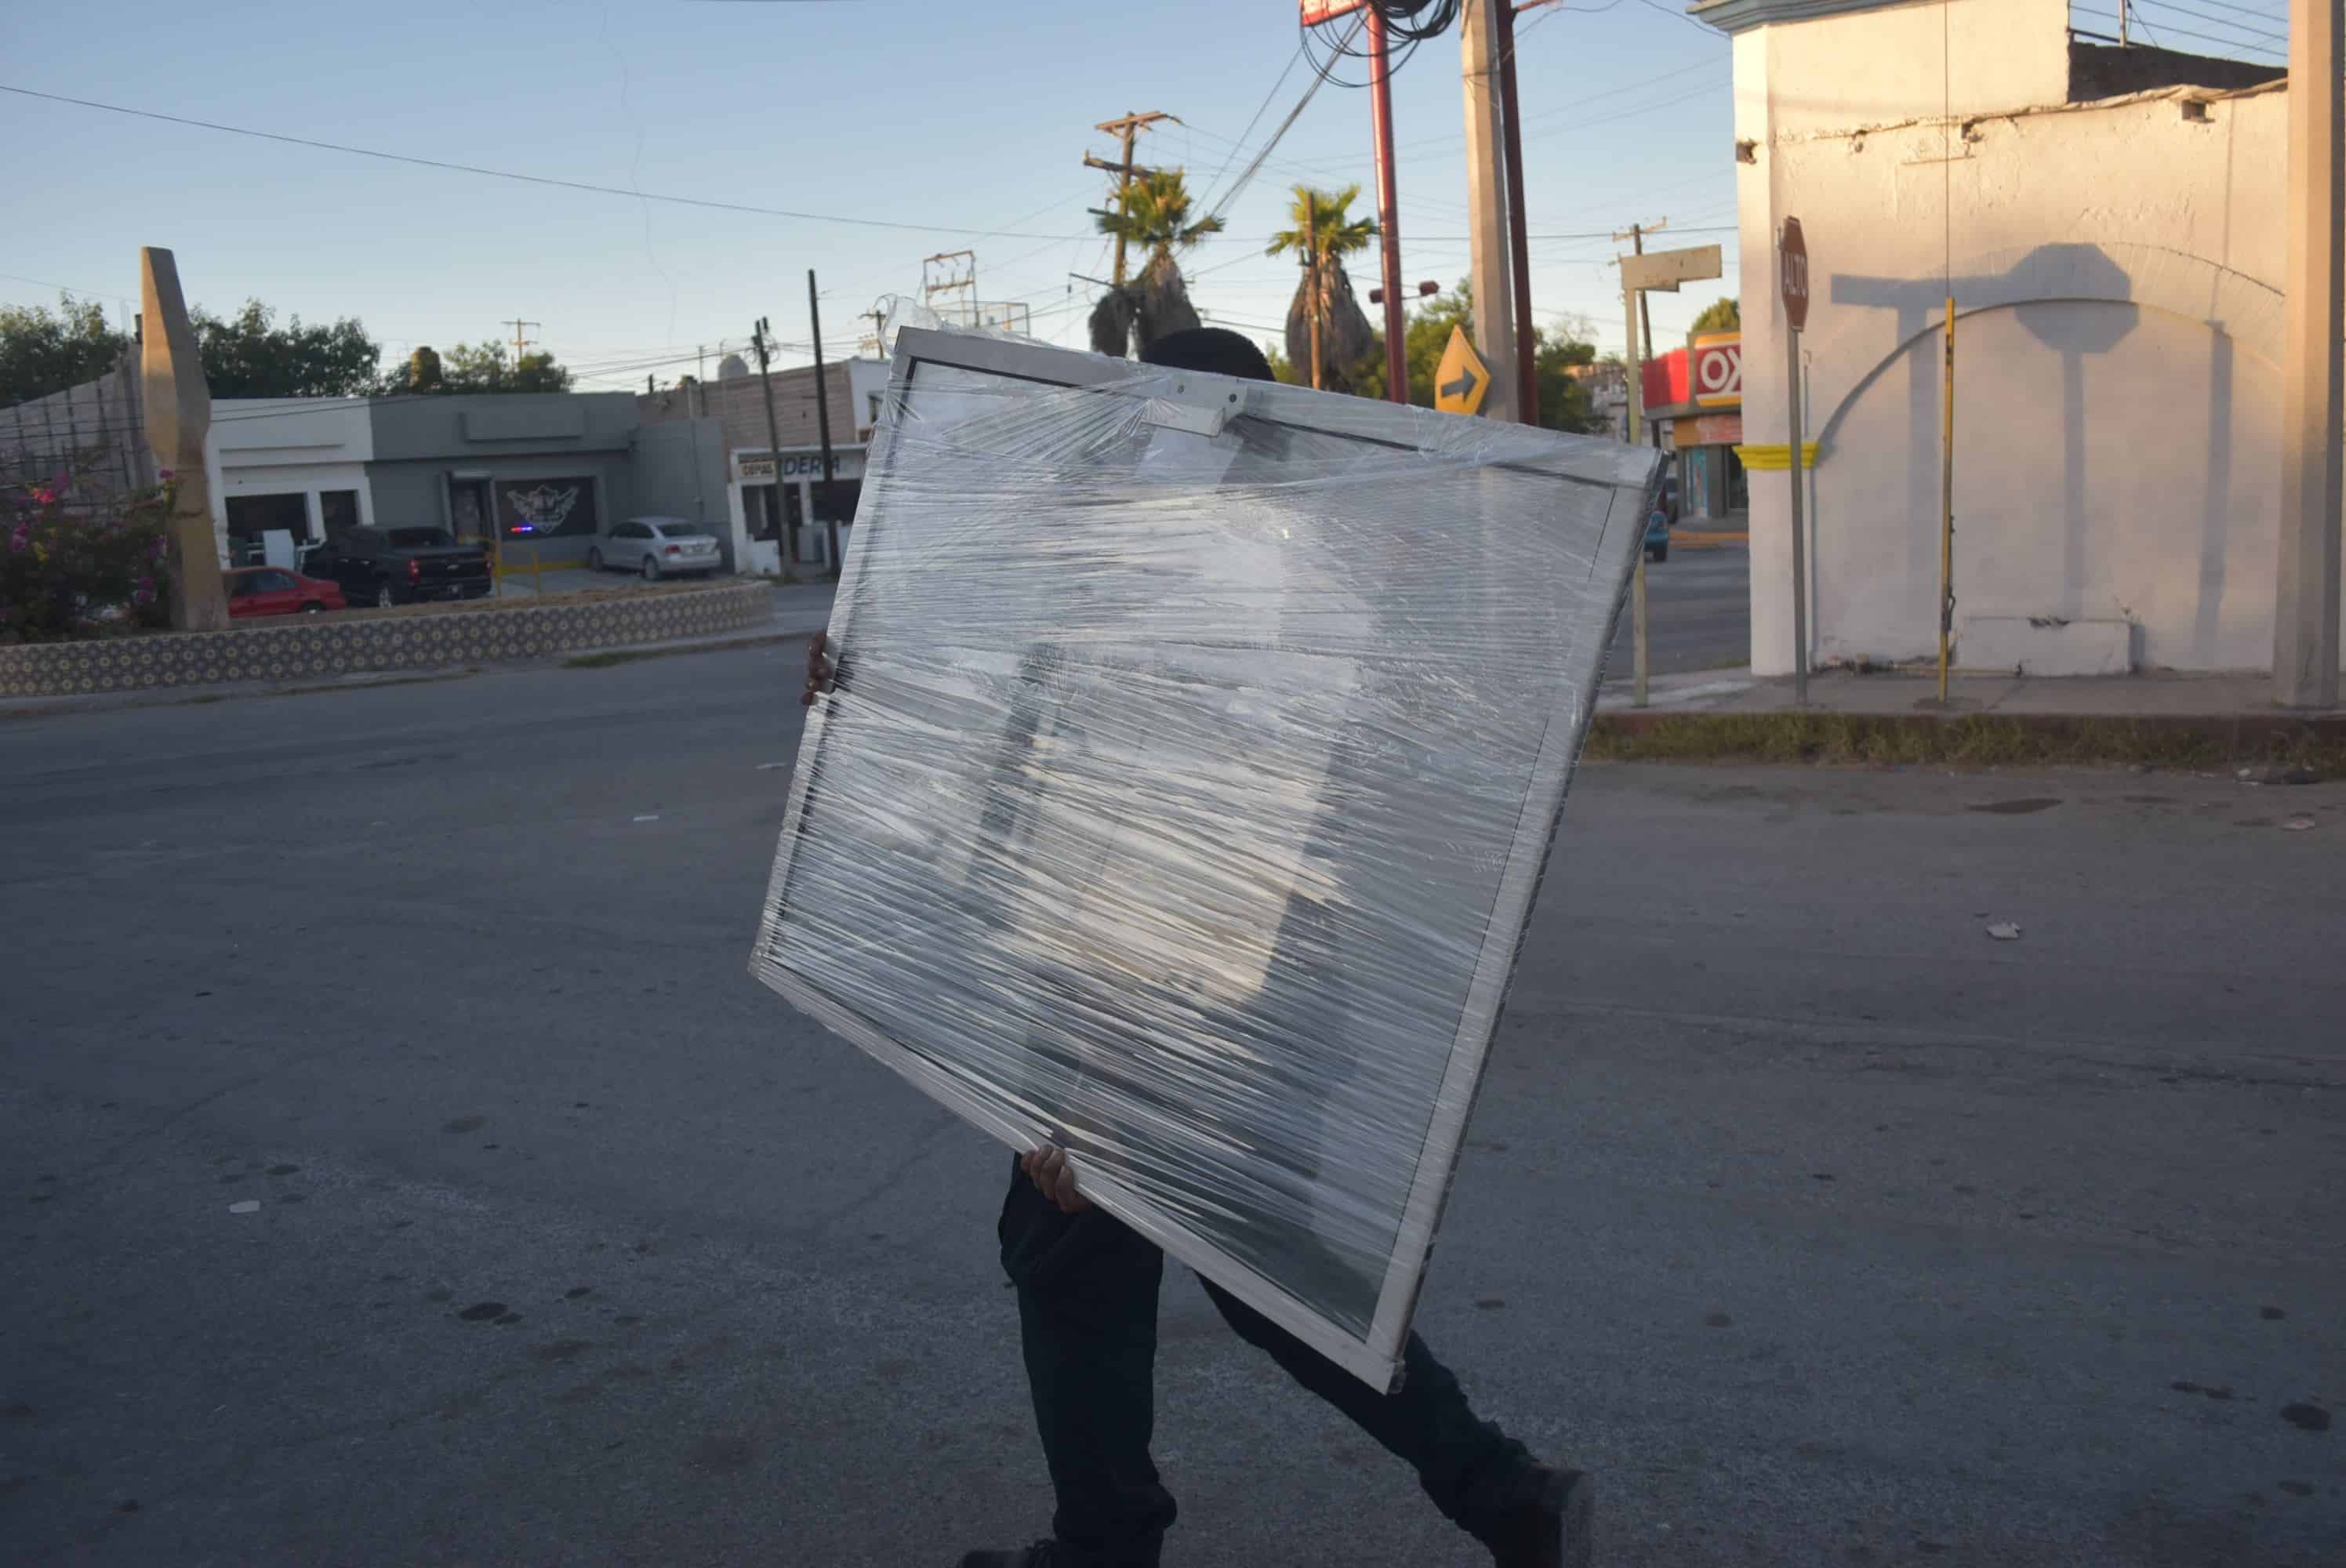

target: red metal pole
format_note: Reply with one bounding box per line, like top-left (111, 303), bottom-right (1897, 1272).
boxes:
top-left (1498, 0), bottom-right (1539, 423)
top-left (1367, 5), bottom-right (1409, 403)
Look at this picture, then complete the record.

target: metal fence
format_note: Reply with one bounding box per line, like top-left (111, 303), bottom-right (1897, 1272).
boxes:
top-left (0, 357), bottom-right (154, 499)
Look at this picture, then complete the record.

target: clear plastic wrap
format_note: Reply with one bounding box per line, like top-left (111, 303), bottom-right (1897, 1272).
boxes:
top-left (752, 328), bottom-right (1662, 1389)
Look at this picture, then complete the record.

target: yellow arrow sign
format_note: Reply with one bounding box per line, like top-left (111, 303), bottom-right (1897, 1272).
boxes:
top-left (1433, 325), bottom-right (1491, 416)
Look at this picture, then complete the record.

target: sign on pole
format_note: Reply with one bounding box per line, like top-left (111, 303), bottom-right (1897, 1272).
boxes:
top-left (1781, 218), bottom-right (1810, 704)
top-left (1619, 244), bottom-right (1723, 297)
top-left (1434, 325), bottom-right (1493, 417)
top-left (1779, 218), bottom-right (1810, 332)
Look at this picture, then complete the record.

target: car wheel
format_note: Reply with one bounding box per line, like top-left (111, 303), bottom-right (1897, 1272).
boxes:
top-left (301, 601), bottom-right (325, 614)
top-left (375, 584), bottom-right (398, 610)
top-left (587, 548), bottom-right (604, 572)
top-left (641, 555), bottom-right (660, 582)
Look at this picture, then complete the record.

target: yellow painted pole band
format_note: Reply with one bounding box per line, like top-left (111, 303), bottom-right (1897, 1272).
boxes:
top-left (1731, 441), bottom-right (1821, 470)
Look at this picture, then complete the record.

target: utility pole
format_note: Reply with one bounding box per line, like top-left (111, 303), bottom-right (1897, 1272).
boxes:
top-left (1364, 6), bottom-right (1410, 404)
top-left (1306, 198), bottom-right (1324, 390)
top-left (2276, 0), bottom-right (2344, 707)
top-left (1461, 1), bottom-right (1520, 423)
top-left (1614, 220), bottom-right (1668, 447)
top-left (503, 318), bottom-right (540, 366)
top-left (1614, 221), bottom-right (1666, 384)
top-left (1496, 0), bottom-right (1538, 421)
top-left (753, 317), bottom-right (794, 567)
top-left (1088, 111), bottom-right (1171, 289)
top-left (808, 270), bottom-right (843, 578)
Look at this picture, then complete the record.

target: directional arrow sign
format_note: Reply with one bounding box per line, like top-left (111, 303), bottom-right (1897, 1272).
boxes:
top-left (1434, 325), bottom-right (1491, 416)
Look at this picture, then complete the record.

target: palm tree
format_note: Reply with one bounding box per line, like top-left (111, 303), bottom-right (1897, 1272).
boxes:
top-left (1266, 184), bottom-right (1379, 393)
top-left (1090, 169), bottom-right (1226, 358)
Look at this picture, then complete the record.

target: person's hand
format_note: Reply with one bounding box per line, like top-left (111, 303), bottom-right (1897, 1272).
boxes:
top-left (802, 630), bottom-right (835, 706)
top-left (1022, 1145), bottom-right (1091, 1215)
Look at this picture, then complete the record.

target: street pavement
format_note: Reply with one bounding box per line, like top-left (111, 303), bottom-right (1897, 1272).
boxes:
top-left (1603, 543), bottom-right (1749, 680)
top-left (2, 640), bottom-right (2341, 1566)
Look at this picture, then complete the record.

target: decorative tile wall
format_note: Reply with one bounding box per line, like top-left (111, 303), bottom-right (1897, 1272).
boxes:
top-left (0, 583), bottom-right (775, 698)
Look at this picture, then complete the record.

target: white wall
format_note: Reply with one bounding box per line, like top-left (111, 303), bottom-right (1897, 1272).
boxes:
top-left (205, 398), bottom-right (375, 564)
top-left (1730, 0), bottom-right (2305, 673)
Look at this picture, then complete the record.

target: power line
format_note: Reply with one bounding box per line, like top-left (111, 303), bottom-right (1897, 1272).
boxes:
top-left (1200, 41), bottom-right (1309, 211)
top-left (2129, 0), bottom-right (2286, 41)
top-left (0, 85), bottom-right (1097, 242)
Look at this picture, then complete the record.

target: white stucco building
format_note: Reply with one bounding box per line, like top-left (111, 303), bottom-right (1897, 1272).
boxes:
top-left (1698, 0), bottom-right (2319, 675)
top-left (203, 397), bottom-right (375, 566)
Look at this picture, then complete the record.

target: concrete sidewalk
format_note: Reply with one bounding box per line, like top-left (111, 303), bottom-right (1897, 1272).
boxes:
top-left (1600, 666), bottom-right (2344, 720)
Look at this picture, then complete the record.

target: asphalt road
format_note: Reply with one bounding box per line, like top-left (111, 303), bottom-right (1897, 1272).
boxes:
top-left (1603, 543), bottom-right (1749, 678)
top-left (3, 641), bottom-right (2341, 1567)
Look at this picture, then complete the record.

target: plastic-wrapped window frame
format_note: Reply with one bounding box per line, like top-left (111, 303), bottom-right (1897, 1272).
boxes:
top-left (752, 327), bottom-right (1661, 1391)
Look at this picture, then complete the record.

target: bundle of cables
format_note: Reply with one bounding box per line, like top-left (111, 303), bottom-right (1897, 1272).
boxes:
top-left (1301, 0), bottom-right (1462, 89)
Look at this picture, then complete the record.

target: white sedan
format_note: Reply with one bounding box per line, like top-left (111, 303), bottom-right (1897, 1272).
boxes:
top-left (588, 517), bottom-right (724, 580)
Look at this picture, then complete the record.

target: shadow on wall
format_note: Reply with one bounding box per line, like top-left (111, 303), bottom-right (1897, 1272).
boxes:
top-left (1815, 243), bottom-right (2264, 669)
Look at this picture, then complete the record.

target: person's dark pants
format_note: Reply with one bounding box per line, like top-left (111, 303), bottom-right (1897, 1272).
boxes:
top-left (999, 1156), bottom-right (1533, 1566)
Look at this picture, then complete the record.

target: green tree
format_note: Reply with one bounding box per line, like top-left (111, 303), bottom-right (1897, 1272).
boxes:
top-left (1338, 284), bottom-right (1601, 432)
top-left (1266, 184), bottom-right (1380, 393)
top-left (1091, 169), bottom-right (1225, 357)
top-left (193, 299), bottom-right (380, 397)
top-left (0, 295), bottom-right (132, 407)
top-left (380, 340), bottom-right (572, 394)
top-left (1690, 296), bottom-right (1741, 332)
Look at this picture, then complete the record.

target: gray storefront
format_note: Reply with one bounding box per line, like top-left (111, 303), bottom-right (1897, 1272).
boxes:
top-left (200, 390), bottom-right (728, 572)
top-left (369, 394), bottom-right (637, 567)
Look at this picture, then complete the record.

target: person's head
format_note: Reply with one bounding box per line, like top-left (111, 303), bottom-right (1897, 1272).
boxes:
top-left (1138, 328), bottom-right (1275, 385)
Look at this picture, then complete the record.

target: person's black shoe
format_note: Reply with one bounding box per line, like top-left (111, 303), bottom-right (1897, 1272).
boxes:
top-left (1484, 1465), bottom-right (1594, 1568)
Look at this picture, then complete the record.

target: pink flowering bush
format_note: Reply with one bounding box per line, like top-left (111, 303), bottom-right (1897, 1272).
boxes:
top-left (1, 472), bottom-right (176, 642)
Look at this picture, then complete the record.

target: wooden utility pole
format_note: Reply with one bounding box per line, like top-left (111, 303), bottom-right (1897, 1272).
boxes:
top-left (504, 318), bottom-right (540, 365)
top-left (1614, 221), bottom-right (1668, 388)
top-left (1460, 1), bottom-right (1520, 423)
top-left (808, 270), bottom-right (842, 577)
top-left (752, 317), bottom-right (794, 566)
top-left (1088, 111), bottom-right (1171, 288)
top-left (1306, 198), bottom-right (1324, 390)
top-left (1495, 0), bottom-right (1538, 421)
top-left (2275, 0), bottom-right (2344, 707)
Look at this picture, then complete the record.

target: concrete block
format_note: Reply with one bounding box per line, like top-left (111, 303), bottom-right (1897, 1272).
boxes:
top-left (1960, 615), bottom-right (2133, 676)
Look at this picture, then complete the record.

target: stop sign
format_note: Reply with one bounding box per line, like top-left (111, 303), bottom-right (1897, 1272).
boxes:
top-left (1780, 218), bottom-right (1810, 332)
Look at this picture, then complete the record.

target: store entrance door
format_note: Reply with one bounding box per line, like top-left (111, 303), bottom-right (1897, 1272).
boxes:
top-left (449, 478), bottom-right (494, 545)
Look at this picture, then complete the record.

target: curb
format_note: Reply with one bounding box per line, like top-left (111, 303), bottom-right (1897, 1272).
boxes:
top-left (1586, 706), bottom-right (2346, 768)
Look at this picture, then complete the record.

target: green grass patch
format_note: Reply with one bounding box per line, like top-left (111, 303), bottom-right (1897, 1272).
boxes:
top-left (1585, 712), bottom-right (2346, 772)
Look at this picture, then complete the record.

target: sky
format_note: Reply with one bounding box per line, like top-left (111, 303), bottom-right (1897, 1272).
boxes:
top-left (1, 0), bottom-right (1748, 391)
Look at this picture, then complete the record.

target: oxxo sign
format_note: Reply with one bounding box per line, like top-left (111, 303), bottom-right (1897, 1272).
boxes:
top-left (1692, 332), bottom-right (1741, 408)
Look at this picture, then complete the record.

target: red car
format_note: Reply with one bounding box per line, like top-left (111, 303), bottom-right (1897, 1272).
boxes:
top-left (223, 565), bottom-right (347, 617)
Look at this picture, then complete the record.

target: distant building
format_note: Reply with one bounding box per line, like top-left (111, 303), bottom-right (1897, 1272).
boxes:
top-left (1698, 0), bottom-right (2304, 675)
top-left (638, 357), bottom-right (891, 573)
top-left (1638, 331), bottom-right (1747, 521)
top-left (1567, 361), bottom-right (1632, 445)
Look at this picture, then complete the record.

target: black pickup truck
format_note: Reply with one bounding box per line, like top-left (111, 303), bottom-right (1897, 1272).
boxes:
top-left (307, 527), bottom-right (493, 609)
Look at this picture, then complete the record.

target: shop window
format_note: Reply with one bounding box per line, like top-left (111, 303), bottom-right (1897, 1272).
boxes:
top-left (224, 493), bottom-right (311, 563)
